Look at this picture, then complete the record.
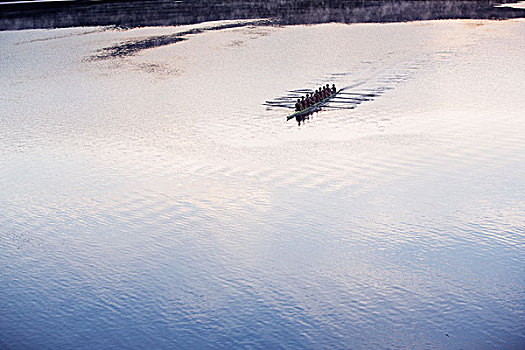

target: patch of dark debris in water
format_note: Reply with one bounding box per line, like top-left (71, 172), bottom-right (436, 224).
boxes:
top-left (90, 19), bottom-right (276, 60)
top-left (1, 230), bottom-right (45, 252)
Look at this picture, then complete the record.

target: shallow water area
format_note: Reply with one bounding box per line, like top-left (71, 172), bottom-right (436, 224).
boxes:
top-left (1, 19), bottom-right (524, 349)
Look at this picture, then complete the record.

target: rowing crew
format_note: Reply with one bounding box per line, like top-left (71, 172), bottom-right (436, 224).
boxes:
top-left (295, 84), bottom-right (337, 112)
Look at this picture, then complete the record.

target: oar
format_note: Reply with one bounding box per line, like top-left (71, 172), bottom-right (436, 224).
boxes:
top-left (263, 103), bottom-right (294, 108)
top-left (338, 92), bottom-right (378, 97)
top-left (323, 105), bottom-right (356, 110)
top-left (265, 101), bottom-right (290, 105)
top-left (289, 89), bottom-right (313, 93)
top-left (330, 96), bottom-right (371, 101)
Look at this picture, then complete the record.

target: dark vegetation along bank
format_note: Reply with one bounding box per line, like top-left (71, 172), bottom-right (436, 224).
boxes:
top-left (0, 0), bottom-right (524, 30)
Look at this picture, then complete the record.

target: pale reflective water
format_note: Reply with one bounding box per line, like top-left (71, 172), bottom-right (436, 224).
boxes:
top-left (1, 20), bottom-right (524, 349)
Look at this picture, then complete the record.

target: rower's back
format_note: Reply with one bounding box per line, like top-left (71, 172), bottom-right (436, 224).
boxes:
top-left (295, 99), bottom-right (301, 111)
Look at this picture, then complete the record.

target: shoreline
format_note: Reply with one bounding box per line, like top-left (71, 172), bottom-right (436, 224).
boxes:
top-left (1, 0), bottom-right (524, 31)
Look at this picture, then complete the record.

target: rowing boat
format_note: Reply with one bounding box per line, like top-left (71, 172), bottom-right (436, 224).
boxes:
top-left (286, 89), bottom-right (340, 120)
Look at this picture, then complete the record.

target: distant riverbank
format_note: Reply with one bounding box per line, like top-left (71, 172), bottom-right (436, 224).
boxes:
top-left (1, 0), bottom-right (524, 30)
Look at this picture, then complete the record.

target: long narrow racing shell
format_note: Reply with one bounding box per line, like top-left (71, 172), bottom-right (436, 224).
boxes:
top-left (286, 90), bottom-right (340, 120)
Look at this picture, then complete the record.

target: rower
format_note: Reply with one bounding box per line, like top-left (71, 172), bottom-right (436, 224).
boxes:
top-left (295, 99), bottom-right (302, 112)
top-left (325, 84), bottom-right (331, 96)
top-left (322, 86), bottom-right (328, 99)
top-left (314, 90), bottom-right (320, 103)
top-left (331, 84), bottom-right (336, 93)
top-left (300, 96), bottom-right (306, 110)
top-left (305, 93), bottom-right (311, 107)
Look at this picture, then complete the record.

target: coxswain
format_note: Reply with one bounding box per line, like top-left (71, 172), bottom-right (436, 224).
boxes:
top-left (331, 84), bottom-right (336, 94)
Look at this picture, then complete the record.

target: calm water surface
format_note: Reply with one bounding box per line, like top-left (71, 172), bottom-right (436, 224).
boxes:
top-left (1, 19), bottom-right (524, 349)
